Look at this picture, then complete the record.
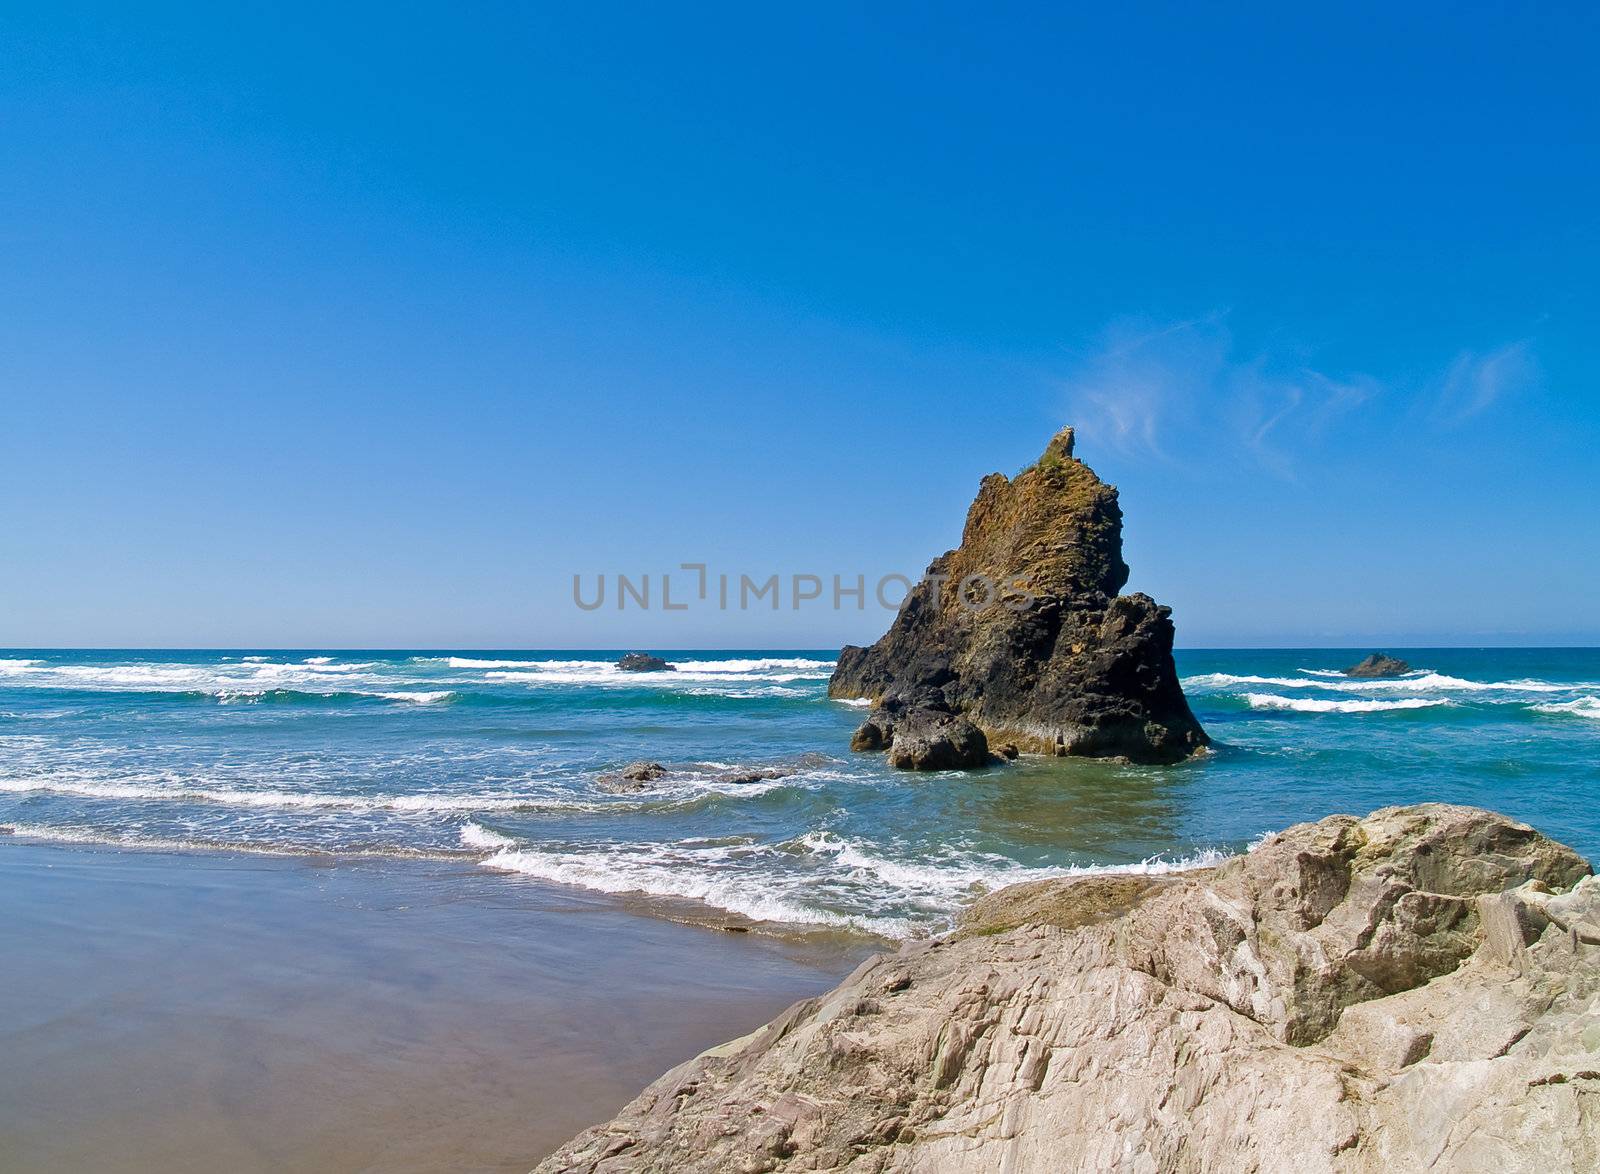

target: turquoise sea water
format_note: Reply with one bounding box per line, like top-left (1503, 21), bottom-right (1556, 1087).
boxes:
top-left (2, 648), bottom-right (1597, 937)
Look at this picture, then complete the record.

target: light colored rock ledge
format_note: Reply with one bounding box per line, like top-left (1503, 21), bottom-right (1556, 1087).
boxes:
top-left (536, 804), bottom-right (1600, 1174)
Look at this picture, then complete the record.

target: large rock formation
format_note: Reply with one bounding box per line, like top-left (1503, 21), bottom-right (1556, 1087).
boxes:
top-left (534, 805), bottom-right (1600, 1173)
top-left (830, 427), bottom-right (1206, 767)
top-left (618, 653), bottom-right (676, 673)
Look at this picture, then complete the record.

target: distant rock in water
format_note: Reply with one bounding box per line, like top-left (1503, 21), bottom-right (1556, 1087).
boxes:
top-left (1345, 652), bottom-right (1413, 678)
top-left (829, 426), bottom-right (1207, 767)
top-left (617, 652), bottom-right (675, 672)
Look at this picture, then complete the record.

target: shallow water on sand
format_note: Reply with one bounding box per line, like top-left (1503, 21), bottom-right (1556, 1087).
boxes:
top-left (0, 842), bottom-right (870, 1173)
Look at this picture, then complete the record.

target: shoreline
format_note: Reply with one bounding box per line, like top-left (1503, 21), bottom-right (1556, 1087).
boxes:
top-left (0, 827), bottom-right (900, 946)
top-left (0, 840), bottom-right (875, 1172)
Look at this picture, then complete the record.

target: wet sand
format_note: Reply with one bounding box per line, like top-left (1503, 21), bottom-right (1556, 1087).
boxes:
top-left (0, 841), bottom-right (876, 1172)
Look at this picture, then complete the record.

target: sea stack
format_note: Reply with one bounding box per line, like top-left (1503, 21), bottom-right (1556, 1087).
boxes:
top-left (830, 427), bottom-right (1207, 767)
top-left (617, 653), bottom-right (676, 672)
top-left (1344, 652), bottom-right (1412, 679)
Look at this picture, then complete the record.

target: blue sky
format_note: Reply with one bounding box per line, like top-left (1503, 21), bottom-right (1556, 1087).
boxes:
top-left (2, 3), bottom-right (1596, 648)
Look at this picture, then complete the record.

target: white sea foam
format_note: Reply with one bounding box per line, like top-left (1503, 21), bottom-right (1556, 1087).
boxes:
top-left (0, 654), bottom-right (834, 699)
top-left (807, 832), bottom-right (1233, 902)
top-left (460, 820), bottom-right (517, 849)
top-left (0, 822), bottom-right (468, 861)
top-left (376, 690), bottom-right (455, 704)
top-left (1242, 693), bottom-right (1453, 714)
top-left (833, 697), bottom-right (873, 707)
top-left (0, 660), bottom-right (383, 694)
top-left (470, 657), bottom-right (832, 686)
top-left (483, 667), bottom-right (818, 693)
top-left (0, 822), bottom-right (314, 855)
top-left (478, 831), bottom-right (1233, 938)
top-left (0, 777), bottom-right (599, 813)
top-left (668, 658), bottom-right (835, 673)
top-left (1533, 697), bottom-right (1600, 721)
top-left (1186, 671), bottom-right (1582, 695)
top-left (480, 841), bottom-right (914, 936)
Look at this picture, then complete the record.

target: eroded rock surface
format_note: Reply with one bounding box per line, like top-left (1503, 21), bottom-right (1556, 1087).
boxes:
top-left (535, 805), bottom-right (1600, 1173)
top-left (829, 427), bottom-right (1206, 766)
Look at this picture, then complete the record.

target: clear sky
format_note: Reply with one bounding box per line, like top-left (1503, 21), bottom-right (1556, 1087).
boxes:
top-left (2, 3), bottom-right (1596, 648)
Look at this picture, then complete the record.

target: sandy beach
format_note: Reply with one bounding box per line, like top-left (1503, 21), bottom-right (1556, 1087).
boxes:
top-left (0, 841), bottom-right (872, 1172)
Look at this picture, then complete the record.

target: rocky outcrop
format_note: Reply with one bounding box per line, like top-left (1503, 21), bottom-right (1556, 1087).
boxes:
top-left (848, 695), bottom-right (989, 770)
top-left (618, 653), bottom-right (676, 672)
top-left (712, 767), bottom-right (793, 786)
top-left (597, 762), bottom-right (800, 793)
top-left (830, 427), bottom-right (1206, 767)
top-left (1345, 653), bottom-right (1413, 678)
top-left (535, 805), bottom-right (1600, 1173)
top-left (596, 761), bottom-right (669, 793)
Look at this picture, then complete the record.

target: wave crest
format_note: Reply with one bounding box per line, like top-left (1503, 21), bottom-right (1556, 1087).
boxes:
top-left (1242, 693), bottom-right (1453, 714)
top-left (1533, 697), bottom-right (1600, 721)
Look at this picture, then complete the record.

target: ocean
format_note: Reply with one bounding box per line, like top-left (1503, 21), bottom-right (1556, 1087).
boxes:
top-left (3, 647), bottom-right (1598, 939)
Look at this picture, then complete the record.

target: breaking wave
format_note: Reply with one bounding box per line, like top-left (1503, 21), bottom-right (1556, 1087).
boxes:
top-left (1186, 671), bottom-right (1584, 695)
top-left (460, 820), bottom-right (518, 849)
top-left (1242, 693), bottom-right (1454, 714)
top-left (479, 832), bottom-right (1233, 938)
top-left (0, 777), bottom-right (601, 813)
top-left (1533, 697), bottom-right (1600, 721)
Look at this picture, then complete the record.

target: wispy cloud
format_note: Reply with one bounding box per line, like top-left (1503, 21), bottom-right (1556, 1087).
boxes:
top-left (1057, 315), bottom-right (1376, 477)
top-left (1058, 316), bottom-right (1534, 475)
top-left (1431, 341), bottom-right (1538, 425)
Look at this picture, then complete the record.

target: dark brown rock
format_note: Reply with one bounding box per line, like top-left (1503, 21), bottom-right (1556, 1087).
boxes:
top-left (848, 717), bottom-right (890, 752)
top-left (883, 707), bottom-right (989, 771)
top-left (596, 761), bottom-right (669, 793)
top-left (830, 427), bottom-right (1207, 765)
top-left (1344, 652), bottom-right (1413, 678)
top-left (617, 653), bottom-right (675, 672)
top-left (712, 767), bottom-right (789, 786)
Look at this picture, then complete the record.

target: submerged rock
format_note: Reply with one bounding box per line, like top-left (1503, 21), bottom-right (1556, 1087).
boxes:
top-left (712, 767), bottom-right (791, 786)
top-left (595, 761), bottom-right (669, 793)
top-left (830, 427), bottom-right (1206, 766)
top-left (617, 652), bottom-right (676, 672)
top-left (1345, 652), bottom-right (1413, 678)
top-left (535, 804), bottom-right (1600, 1173)
top-left (598, 761), bottom-right (800, 793)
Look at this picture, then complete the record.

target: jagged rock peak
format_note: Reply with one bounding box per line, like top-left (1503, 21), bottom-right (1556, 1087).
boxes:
top-left (829, 426), bottom-right (1206, 766)
top-left (1043, 423), bottom-right (1075, 460)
